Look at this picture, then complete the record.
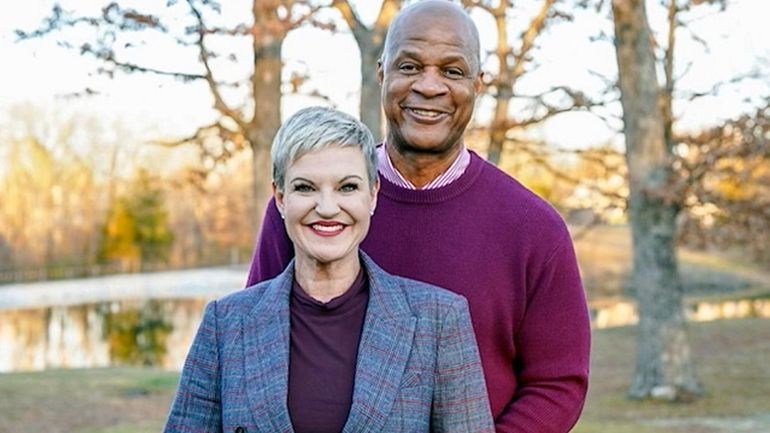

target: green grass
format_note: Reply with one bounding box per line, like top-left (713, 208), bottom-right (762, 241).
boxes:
top-left (1, 318), bottom-right (769, 433)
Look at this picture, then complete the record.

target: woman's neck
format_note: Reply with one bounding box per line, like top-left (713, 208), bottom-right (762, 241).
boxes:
top-left (294, 254), bottom-right (361, 303)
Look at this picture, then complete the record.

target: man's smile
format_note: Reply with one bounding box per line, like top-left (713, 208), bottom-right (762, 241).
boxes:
top-left (403, 106), bottom-right (451, 123)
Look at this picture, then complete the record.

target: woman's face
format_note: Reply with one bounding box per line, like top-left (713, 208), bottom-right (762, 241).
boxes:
top-left (275, 146), bottom-right (378, 269)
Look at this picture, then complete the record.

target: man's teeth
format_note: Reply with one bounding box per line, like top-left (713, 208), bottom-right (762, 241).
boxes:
top-left (313, 224), bottom-right (343, 232)
top-left (411, 108), bottom-right (442, 117)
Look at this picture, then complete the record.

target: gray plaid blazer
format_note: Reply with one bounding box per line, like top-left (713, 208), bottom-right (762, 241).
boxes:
top-left (164, 253), bottom-right (494, 433)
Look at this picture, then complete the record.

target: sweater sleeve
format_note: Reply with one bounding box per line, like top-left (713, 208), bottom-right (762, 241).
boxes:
top-left (496, 230), bottom-right (591, 433)
top-left (245, 197), bottom-right (294, 287)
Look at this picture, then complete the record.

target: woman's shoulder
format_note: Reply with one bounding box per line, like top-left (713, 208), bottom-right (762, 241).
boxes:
top-left (210, 279), bottom-right (275, 317)
top-left (376, 271), bottom-right (470, 319)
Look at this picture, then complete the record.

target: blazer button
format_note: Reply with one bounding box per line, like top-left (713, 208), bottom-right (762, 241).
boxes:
top-left (234, 427), bottom-right (246, 433)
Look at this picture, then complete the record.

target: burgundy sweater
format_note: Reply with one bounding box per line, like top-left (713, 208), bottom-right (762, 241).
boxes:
top-left (247, 152), bottom-right (590, 433)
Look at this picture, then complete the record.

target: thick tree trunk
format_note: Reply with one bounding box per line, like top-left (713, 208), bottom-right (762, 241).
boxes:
top-left (250, 35), bottom-right (282, 230)
top-left (334, 0), bottom-right (399, 139)
top-left (487, 6), bottom-right (511, 166)
top-left (488, 83), bottom-right (511, 166)
top-left (360, 39), bottom-right (384, 139)
top-left (611, 0), bottom-right (702, 401)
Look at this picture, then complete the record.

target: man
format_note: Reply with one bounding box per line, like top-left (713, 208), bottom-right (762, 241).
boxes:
top-left (246, 1), bottom-right (590, 432)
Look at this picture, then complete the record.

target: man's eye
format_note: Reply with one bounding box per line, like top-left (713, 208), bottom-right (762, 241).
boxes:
top-left (398, 63), bottom-right (419, 73)
top-left (445, 68), bottom-right (465, 78)
top-left (340, 183), bottom-right (359, 192)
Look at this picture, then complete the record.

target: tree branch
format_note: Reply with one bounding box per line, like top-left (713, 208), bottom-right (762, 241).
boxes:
top-left (185, 0), bottom-right (247, 131)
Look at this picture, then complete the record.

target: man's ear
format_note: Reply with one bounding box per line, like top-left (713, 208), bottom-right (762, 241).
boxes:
top-left (474, 71), bottom-right (485, 94)
top-left (377, 59), bottom-right (384, 85)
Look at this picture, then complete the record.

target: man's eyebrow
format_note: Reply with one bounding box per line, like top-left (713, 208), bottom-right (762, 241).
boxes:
top-left (393, 49), bottom-right (470, 66)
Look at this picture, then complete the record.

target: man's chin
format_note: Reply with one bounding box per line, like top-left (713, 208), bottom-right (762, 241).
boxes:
top-left (396, 136), bottom-right (459, 155)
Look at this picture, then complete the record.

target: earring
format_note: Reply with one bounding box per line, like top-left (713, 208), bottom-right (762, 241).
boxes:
top-left (369, 208), bottom-right (375, 216)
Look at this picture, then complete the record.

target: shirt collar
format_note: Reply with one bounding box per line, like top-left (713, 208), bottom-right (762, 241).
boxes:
top-left (376, 143), bottom-right (471, 190)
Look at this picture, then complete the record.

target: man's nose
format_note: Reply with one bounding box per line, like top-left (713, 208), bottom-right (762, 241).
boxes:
top-left (315, 191), bottom-right (340, 217)
top-left (412, 67), bottom-right (449, 98)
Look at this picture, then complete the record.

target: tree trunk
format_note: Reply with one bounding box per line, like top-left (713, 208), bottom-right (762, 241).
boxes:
top-left (334, 0), bottom-right (400, 139)
top-left (360, 40), bottom-right (384, 139)
top-left (249, 26), bottom-right (283, 230)
top-left (487, 6), bottom-right (511, 166)
top-left (488, 82), bottom-right (511, 166)
top-left (611, 0), bottom-right (702, 401)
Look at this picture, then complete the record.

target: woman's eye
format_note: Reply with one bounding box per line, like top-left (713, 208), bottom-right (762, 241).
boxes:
top-left (340, 183), bottom-right (359, 192)
top-left (292, 184), bottom-right (313, 192)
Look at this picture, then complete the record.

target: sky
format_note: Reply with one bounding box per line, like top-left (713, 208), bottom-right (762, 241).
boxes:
top-left (0, 0), bottom-right (768, 152)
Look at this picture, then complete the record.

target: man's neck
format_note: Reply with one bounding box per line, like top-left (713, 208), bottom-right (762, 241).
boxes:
top-left (386, 144), bottom-right (463, 189)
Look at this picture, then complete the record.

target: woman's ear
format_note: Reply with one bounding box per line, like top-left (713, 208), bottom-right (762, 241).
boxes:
top-left (273, 182), bottom-right (286, 219)
top-left (369, 178), bottom-right (380, 215)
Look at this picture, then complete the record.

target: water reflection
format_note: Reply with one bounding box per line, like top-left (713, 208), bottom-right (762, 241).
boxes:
top-left (0, 298), bottom-right (208, 372)
top-left (2, 293), bottom-right (768, 373)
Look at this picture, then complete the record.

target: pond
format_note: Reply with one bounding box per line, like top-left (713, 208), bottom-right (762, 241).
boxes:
top-left (1, 266), bottom-right (768, 373)
top-left (0, 298), bottom-right (209, 372)
top-left (0, 266), bottom-right (244, 372)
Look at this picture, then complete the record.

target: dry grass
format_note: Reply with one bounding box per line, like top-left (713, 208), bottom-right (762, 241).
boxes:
top-left (575, 318), bottom-right (770, 433)
top-left (1, 318), bottom-right (768, 433)
top-left (573, 225), bottom-right (770, 302)
top-left (0, 368), bottom-right (176, 433)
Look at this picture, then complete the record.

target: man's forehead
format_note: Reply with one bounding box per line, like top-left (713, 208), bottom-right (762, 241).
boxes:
top-left (391, 44), bottom-right (474, 63)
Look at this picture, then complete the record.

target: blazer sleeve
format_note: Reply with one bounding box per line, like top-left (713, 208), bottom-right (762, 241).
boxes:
top-left (431, 297), bottom-right (495, 433)
top-left (164, 301), bottom-right (222, 433)
top-left (245, 197), bottom-right (294, 287)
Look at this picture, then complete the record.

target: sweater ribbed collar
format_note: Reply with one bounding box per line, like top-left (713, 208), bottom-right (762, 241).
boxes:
top-left (377, 151), bottom-right (486, 204)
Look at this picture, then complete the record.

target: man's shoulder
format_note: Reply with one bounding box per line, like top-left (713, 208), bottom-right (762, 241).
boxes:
top-left (472, 153), bottom-right (568, 228)
top-left (366, 256), bottom-right (468, 315)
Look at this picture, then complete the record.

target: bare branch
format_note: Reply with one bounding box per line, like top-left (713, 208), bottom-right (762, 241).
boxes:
top-left (682, 69), bottom-right (766, 101)
top-left (185, 0), bottom-right (247, 130)
top-left (332, 0), bottom-right (366, 34)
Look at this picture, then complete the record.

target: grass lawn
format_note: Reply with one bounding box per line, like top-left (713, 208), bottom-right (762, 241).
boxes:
top-left (1, 318), bottom-right (768, 433)
top-left (573, 225), bottom-right (770, 302)
top-left (574, 318), bottom-right (770, 433)
top-left (0, 368), bottom-right (178, 433)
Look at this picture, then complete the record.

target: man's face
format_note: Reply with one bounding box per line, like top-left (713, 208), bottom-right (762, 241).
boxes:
top-left (378, 13), bottom-right (482, 156)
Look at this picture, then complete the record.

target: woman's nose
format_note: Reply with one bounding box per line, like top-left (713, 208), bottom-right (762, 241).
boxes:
top-left (315, 191), bottom-right (340, 216)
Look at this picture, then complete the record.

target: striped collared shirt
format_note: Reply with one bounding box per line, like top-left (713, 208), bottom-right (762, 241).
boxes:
top-left (376, 143), bottom-right (471, 190)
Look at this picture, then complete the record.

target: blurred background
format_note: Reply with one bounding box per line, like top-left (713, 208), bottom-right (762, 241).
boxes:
top-left (0, 0), bottom-right (768, 432)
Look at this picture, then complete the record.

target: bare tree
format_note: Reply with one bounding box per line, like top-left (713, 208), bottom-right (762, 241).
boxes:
top-left (332, 0), bottom-right (402, 138)
top-left (677, 103), bottom-right (770, 263)
top-left (463, 0), bottom-right (606, 166)
top-left (18, 1), bottom-right (323, 228)
top-left (611, 0), bottom-right (702, 400)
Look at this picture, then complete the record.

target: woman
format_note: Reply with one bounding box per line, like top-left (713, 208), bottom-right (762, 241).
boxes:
top-left (164, 107), bottom-right (494, 433)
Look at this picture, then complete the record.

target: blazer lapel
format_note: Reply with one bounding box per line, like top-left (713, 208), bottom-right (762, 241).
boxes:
top-left (342, 254), bottom-right (416, 433)
top-left (243, 264), bottom-right (295, 433)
